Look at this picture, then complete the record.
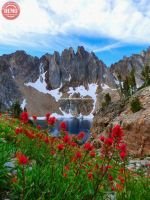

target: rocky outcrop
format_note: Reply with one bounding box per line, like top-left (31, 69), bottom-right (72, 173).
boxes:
top-left (2, 50), bottom-right (40, 83)
top-left (0, 56), bottom-right (21, 110)
top-left (0, 51), bottom-right (40, 110)
top-left (91, 86), bottom-right (150, 156)
top-left (110, 48), bottom-right (150, 87)
top-left (42, 46), bottom-right (115, 90)
top-left (91, 101), bottom-right (125, 133)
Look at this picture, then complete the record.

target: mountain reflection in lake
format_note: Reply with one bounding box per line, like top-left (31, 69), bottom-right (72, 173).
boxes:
top-left (37, 117), bottom-right (92, 141)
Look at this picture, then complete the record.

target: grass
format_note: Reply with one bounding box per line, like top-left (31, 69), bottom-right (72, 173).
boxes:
top-left (0, 114), bottom-right (149, 200)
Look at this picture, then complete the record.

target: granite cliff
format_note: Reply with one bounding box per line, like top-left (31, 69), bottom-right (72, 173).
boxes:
top-left (0, 47), bottom-right (115, 116)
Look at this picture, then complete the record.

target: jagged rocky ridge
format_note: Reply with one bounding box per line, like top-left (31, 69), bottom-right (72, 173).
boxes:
top-left (110, 48), bottom-right (150, 87)
top-left (0, 46), bottom-right (150, 116)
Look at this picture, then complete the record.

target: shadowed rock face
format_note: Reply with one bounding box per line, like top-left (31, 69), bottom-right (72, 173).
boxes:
top-left (0, 56), bottom-right (21, 110)
top-left (0, 51), bottom-right (40, 109)
top-left (42, 46), bottom-right (115, 90)
top-left (2, 50), bottom-right (40, 83)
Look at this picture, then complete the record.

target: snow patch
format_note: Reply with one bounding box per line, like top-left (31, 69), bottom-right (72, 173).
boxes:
top-left (101, 83), bottom-right (110, 90)
top-left (36, 113), bottom-right (93, 120)
top-left (68, 84), bottom-right (97, 99)
top-left (9, 67), bottom-right (15, 79)
top-left (21, 99), bottom-right (27, 109)
top-left (25, 72), bottom-right (62, 102)
top-left (114, 79), bottom-right (120, 85)
top-left (67, 83), bottom-right (98, 115)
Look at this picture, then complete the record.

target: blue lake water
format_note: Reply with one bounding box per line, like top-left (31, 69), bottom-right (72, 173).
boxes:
top-left (37, 117), bottom-right (92, 141)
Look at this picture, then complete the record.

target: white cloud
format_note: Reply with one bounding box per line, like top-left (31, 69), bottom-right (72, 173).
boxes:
top-left (93, 42), bottom-right (122, 53)
top-left (0, 0), bottom-right (150, 52)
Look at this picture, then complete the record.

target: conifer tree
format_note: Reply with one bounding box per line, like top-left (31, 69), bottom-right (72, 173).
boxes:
top-left (129, 68), bottom-right (136, 95)
top-left (141, 65), bottom-right (150, 87)
top-left (10, 101), bottom-right (22, 118)
top-left (123, 77), bottom-right (130, 98)
top-left (104, 93), bottom-right (111, 105)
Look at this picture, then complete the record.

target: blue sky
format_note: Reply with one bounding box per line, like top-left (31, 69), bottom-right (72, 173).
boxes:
top-left (0, 0), bottom-right (150, 66)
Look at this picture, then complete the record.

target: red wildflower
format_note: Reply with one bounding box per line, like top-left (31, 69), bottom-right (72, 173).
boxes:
top-left (45, 113), bottom-right (51, 121)
top-left (118, 143), bottom-right (127, 152)
top-left (63, 134), bottom-right (71, 144)
top-left (57, 144), bottom-right (64, 151)
top-left (44, 136), bottom-right (49, 144)
top-left (116, 183), bottom-right (124, 191)
top-left (50, 150), bottom-right (56, 155)
top-left (26, 131), bottom-right (35, 139)
top-left (106, 165), bottom-right (112, 169)
top-left (120, 151), bottom-right (126, 160)
top-left (16, 152), bottom-right (29, 165)
top-left (77, 131), bottom-right (85, 140)
top-left (37, 125), bottom-right (41, 130)
top-left (48, 116), bottom-right (56, 126)
top-left (99, 135), bottom-right (105, 142)
top-left (108, 174), bottom-right (113, 182)
top-left (11, 176), bottom-right (17, 184)
top-left (15, 127), bottom-right (23, 135)
top-left (75, 151), bottom-right (82, 159)
top-left (64, 165), bottom-right (70, 171)
top-left (20, 112), bottom-right (29, 124)
top-left (84, 142), bottom-right (94, 151)
top-left (70, 141), bottom-right (77, 147)
top-left (111, 186), bottom-right (115, 191)
top-left (104, 137), bottom-right (113, 146)
top-left (63, 173), bottom-right (67, 178)
top-left (87, 172), bottom-right (93, 180)
top-left (32, 115), bottom-right (37, 121)
top-left (60, 121), bottom-right (67, 131)
top-left (90, 150), bottom-right (96, 157)
top-left (118, 175), bottom-right (125, 184)
top-left (36, 133), bottom-right (43, 139)
top-left (112, 124), bottom-right (124, 139)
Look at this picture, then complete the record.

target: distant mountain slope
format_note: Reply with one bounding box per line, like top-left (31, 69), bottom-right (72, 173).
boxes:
top-left (110, 48), bottom-right (150, 88)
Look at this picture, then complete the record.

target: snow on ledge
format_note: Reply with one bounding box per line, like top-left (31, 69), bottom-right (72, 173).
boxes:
top-left (101, 83), bottom-right (110, 90)
top-left (24, 73), bottom-right (62, 102)
top-left (21, 99), bottom-right (27, 109)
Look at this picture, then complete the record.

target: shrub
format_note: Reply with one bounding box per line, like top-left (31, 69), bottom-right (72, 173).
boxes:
top-left (141, 65), bottom-right (150, 87)
top-left (101, 101), bottom-right (107, 108)
top-left (101, 93), bottom-right (111, 108)
top-left (104, 93), bottom-right (111, 105)
top-left (10, 101), bottom-right (22, 118)
top-left (130, 97), bottom-right (142, 113)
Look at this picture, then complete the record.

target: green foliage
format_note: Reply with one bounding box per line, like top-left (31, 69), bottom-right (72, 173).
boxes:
top-left (10, 101), bottom-right (22, 118)
top-left (130, 97), bottom-right (142, 113)
top-left (128, 68), bottom-right (136, 94)
top-left (141, 65), bottom-right (150, 87)
top-left (104, 93), bottom-right (111, 105)
top-left (0, 115), bottom-right (149, 200)
top-left (116, 69), bottom-right (137, 100)
top-left (116, 72), bottom-right (124, 98)
top-left (101, 93), bottom-right (111, 108)
top-left (123, 77), bottom-right (130, 98)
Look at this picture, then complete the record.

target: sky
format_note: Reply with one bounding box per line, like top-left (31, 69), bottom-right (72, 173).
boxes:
top-left (0, 0), bottom-right (150, 66)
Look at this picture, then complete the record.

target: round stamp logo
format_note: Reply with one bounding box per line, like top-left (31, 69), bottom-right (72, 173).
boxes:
top-left (2, 1), bottom-right (20, 20)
